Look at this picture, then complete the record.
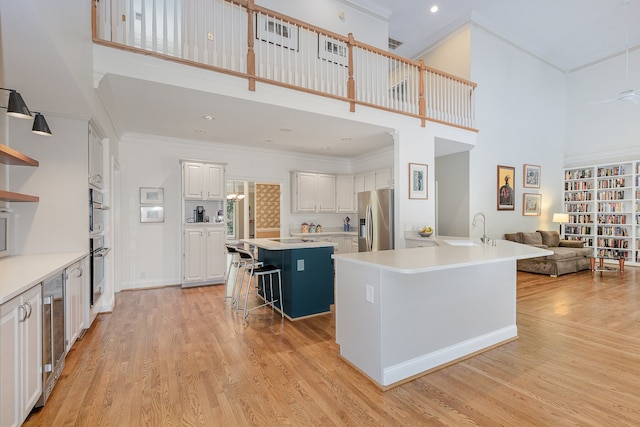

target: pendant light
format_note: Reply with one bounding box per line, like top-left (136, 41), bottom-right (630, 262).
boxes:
top-left (32, 112), bottom-right (52, 136)
top-left (1, 87), bottom-right (53, 135)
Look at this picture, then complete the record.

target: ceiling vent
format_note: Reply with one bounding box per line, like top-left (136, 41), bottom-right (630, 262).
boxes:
top-left (388, 38), bottom-right (403, 50)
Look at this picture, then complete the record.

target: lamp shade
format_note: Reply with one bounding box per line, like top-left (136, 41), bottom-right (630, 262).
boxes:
top-left (32, 112), bottom-right (52, 136)
top-left (7, 90), bottom-right (32, 119)
top-left (552, 213), bottom-right (569, 223)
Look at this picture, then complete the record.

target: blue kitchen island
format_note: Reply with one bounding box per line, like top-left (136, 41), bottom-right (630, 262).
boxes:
top-left (241, 238), bottom-right (336, 320)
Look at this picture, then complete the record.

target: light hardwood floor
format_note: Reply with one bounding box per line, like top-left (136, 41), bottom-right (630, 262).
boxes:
top-left (25, 268), bottom-right (640, 426)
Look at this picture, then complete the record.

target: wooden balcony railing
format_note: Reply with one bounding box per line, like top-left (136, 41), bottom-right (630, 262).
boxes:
top-left (92, 0), bottom-right (477, 131)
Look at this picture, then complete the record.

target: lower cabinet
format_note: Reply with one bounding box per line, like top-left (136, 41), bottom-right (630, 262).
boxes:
top-left (182, 225), bottom-right (226, 287)
top-left (0, 283), bottom-right (42, 427)
top-left (65, 260), bottom-right (85, 352)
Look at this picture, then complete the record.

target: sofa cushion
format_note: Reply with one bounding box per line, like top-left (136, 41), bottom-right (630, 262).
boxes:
top-left (504, 232), bottom-right (522, 243)
top-left (558, 240), bottom-right (585, 248)
top-left (546, 248), bottom-right (578, 260)
top-left (537, 230), bottom-right (560, 247)
top-left (521, 232), bottom-right (543, 246)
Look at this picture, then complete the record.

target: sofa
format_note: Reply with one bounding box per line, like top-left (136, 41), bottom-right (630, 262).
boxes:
top-left (504, 230), bottom-right (592, 276)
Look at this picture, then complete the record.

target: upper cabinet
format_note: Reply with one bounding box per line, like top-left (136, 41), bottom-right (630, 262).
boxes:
top-left (88, 125), bottom-right (104, 189)
top-left (336, 175), bottom-right (356, 213)
top-left (183, 162), bottom-right (225, 200)
top-left (291, 172), bottom-right (336, 213)
top-left (0, 143), bottom-right (39, 202)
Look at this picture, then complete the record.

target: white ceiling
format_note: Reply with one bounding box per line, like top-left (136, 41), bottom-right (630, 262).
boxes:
top-left (353, 0), bottom-right (640, 72)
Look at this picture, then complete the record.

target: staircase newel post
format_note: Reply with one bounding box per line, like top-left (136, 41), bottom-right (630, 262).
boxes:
top-left (247, 0), bottom-right (256, 91)
top-left (419, 59), bottom-right (426, 127)
top-left (347, 33), bottom-right (356, 112)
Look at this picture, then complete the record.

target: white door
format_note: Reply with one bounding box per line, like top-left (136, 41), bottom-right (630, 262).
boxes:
top-left (336, 175), bottom-right (356, 213)
top-left (0, 295), bottom-right (20, 427)
top-left (183, 162), bottom-right (204, 199)
top-left (21, 285), bottom-right (42, 422)
top-left (317, 174), bottom-right (336, 213)
top-left (295, 173), bottom-right (318, 213)
top-left (205, 165), bottom-right (224, 200)
top-left (183, 228), bottom-right (205, 282)
top-left (205, 227), bottom-right (225, 280)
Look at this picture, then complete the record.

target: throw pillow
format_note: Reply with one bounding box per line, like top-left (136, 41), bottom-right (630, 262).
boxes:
top-left (504, 232), bottom-right (522, 243)
top-left (521, 231), bottom-right (543, 245)
top-left (558, 240), bottom-right (585, 248)
top-left (537, 230), bottom-right (560, 247)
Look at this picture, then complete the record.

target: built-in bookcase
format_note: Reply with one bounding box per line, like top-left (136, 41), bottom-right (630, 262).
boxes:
top-left (563, 161), bottom-right (639, 265)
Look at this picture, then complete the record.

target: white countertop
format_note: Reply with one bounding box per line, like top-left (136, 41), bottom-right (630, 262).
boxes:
top-left (332, 236), bottom-right (552, 274)
top-left (0, 252), bottom-right (88, 304)
top-left (290, 230), bottom-right (357, 237)
top-left (242, 238), bottom-right (337, 250)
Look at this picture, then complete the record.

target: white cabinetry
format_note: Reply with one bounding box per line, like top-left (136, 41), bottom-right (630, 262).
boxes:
top-left (336, 175), bottom-right (356, 213)
top-left (182, 226), bottom-right (226, 286)
top-left (65, 260), bottom-right (85, 352)
top-left (291, 172), bottom-right (336, 213)
top-left (88, 125), bottom-right (104, 189)
top-left (355, 168), bottom-right (393, 193)
top-left (183, 162), bottom-right (225, 200)
top-left (1, 284), bottom-right (42, 427)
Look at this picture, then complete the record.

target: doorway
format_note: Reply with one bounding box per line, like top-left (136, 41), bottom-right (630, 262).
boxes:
top-left (226, 180), bottom-right (281, 241)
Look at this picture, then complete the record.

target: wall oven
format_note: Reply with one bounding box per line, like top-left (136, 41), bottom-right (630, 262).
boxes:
top-left (89, 235), bottom-right (109, 307)
top-left (89, 187), bottom-right (104, 235)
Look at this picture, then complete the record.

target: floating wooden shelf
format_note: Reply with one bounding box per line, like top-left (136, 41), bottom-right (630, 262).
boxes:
top-left (0, 143), bottom-right (39, 167)
top-left (0, 190), bottom-right (39, 202)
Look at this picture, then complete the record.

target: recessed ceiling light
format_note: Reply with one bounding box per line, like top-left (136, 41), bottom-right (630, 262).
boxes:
top-left (264, 139), bottom-right (275, 143)
top-left (320, 146), bottom-right (330, 151)
top-left (202, 115), bottom-right (214, 121)
top-left (341, 137), bottom-right (352, 141)
top-left (279, 128), bottom-right (292, 132)
top-left (430, 5), bottom-right (439, 13)
top-left (195, 129), bottom-right (207, 134)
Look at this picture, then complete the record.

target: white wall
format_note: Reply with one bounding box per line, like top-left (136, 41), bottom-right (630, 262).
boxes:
top-left (566, 49), bottom-right (640, 166)
top-left (9, 115), bottom-right (88, 255)
top-left (469, 25), bottom-right (567, 239)
top-left (418, 25), bottom-right (472, 81)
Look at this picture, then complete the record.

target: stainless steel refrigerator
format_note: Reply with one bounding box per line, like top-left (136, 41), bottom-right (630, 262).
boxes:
top-left (358, 189), bottom-right (394, 252)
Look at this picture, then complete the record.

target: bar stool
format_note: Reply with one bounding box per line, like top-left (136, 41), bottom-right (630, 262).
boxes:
top-left (227, 244), bottom-right (263, 311)
top-left (224, 244), bottom-right (241, 303)
top-left (234, 247), bottom-right (283, 324)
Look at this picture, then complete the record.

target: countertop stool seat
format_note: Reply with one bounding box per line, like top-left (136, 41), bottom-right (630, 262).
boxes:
top-left (234, 247), bottom-right (283, 324)
top-left (225, 244), bottom-right (263, 310)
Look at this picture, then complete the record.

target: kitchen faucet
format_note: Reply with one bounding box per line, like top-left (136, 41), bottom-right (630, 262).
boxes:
top-left (472, 212), bottom-right (490, 244)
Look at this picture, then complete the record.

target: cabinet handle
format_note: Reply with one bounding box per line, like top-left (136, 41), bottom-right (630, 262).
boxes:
top-left (24, 301), bottom-right (32, 318)
top-left (18, 304), bottom-right (27, 322)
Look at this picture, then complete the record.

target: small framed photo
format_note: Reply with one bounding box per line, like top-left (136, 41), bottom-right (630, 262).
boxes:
top-left (140, 206), bottom-right (164, 223)
top-left (140, 187), bottom-right (164, 205)
top-left (497, 165), bottom-right (515, 210)
top-left (523, 193), bottom-right (542, 216)
top-left (409, 163), bottom-right (428, 199)
top-left (318, 34), bottom-right (348, 66)
top-left (523, 164), bottom-right (541, 188)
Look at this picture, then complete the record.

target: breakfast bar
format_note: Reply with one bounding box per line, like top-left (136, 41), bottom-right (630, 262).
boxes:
top-left (241, 238), bottom-right (336, 320)
top-left (332, 237), bottom-right (552, 389)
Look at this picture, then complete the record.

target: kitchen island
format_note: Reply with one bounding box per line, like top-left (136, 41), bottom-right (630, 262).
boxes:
top-left (332, 236), bottom-right (552, 389)
top-left (241, 238), bottom-right (336, 320)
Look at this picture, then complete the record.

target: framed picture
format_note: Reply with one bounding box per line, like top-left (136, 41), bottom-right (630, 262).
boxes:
top-left (140, 187), bottom-right (164, 205)
top-left (409, 163), bottom-right (428, 199)
top-left (523, 193), bottom-right (542, 216)
top-left (523, 164), bottom-right (541, 188)
top-left (256, 15), bottom-right (298, 51)
top-left (140, 206), bottom-right (164, 223)
top-left (318, 34), bottom-right (348, 66)
top-left (497, 165), bottom-right (515, 210)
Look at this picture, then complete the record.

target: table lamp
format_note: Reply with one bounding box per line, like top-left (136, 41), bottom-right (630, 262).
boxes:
top-left (552, 213), bottom-right (570, 237)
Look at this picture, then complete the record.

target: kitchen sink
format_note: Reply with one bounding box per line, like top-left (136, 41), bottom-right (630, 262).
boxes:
top-left (443, 239), bottom-right (479, 247)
